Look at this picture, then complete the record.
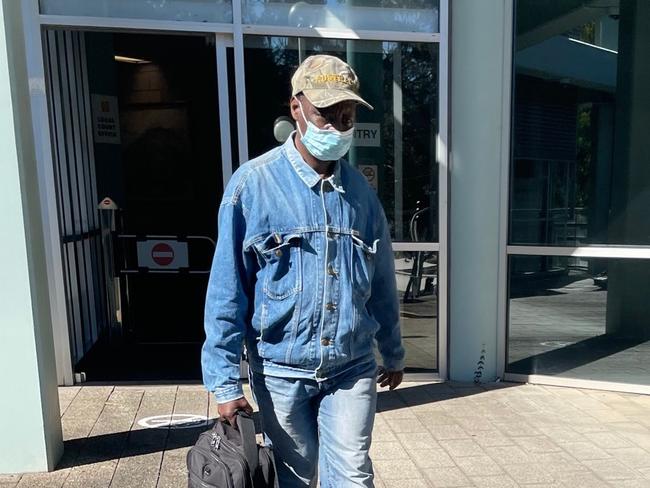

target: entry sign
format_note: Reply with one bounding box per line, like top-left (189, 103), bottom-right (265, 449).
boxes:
top-left (137, 240), bottom-right (189, 270)
top-left (353, 123), bottom-right (381, 147)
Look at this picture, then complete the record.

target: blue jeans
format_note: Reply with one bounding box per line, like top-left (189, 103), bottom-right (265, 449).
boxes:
top-left (250, 361), bottom-right (378, 487)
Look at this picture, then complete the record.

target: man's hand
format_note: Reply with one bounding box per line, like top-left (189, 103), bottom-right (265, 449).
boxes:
top-left (377, 367), bottom-right (403, 390)
top-left (218, 397), bottom-right (254, 426)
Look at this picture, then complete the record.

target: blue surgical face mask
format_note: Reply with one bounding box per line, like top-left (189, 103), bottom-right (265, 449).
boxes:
top-left (297, 99), bottom-right (354, 161)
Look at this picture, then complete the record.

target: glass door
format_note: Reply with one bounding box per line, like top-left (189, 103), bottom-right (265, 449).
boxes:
top-left (241, 35), bottom-right (441, 374)
top-left (45, 28), bottom-right (236, 381)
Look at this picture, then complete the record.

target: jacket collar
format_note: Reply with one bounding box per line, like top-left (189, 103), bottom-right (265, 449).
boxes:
top-left (283, 132), bottom-right (345, 193)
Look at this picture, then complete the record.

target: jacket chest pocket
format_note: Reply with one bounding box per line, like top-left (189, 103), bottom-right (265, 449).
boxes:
top-left (351, 235), bottom-right (378, 300)
top-left (254, 233), bottom-right (303, 300)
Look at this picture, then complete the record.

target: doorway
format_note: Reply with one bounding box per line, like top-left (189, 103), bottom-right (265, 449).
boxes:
top-left (45, 29), bottom-right (233, 382)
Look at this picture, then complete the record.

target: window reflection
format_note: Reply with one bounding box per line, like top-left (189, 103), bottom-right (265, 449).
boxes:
top-left (508, 255), bottom-right (650, 385)
top-left (40, 0), bottom-right (233, 22)
top-left (243, 35), bottom-right (438, 242)
top-left (242, 0), bottom-right (440, 33)
top-left (392, 251), bottom-right (438, 372)
top-left (511, 0), bottom-right (650, 246)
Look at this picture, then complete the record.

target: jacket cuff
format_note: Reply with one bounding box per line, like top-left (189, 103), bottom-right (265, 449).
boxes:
top-left (382, 357), bottom-right (405, 372)
top-left (214, 383), bottom-right (244, 404)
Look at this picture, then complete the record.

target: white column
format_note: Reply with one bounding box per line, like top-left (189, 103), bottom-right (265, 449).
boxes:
top-left (448, 0), bottom-right (513, 381)
top-left (0, 0), bottom-right (63, 473)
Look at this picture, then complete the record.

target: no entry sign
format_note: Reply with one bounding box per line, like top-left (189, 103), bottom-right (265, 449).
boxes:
top-left (152, 242), bottom-right (174, 266)
top-left (136, 240), bottom-right (189, 270)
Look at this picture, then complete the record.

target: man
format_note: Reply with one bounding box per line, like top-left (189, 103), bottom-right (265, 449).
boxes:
top-left (202, 54), bottom-right (405, 487)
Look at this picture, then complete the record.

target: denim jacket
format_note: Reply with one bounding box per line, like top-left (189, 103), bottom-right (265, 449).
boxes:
top-left (202, 134), bottom-right (405, 403)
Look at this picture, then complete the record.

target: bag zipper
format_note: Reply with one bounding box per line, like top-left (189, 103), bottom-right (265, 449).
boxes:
top-left (218, 440), bottom-right (255, 487)
top-left (191, 445), bottom-right (235, 488)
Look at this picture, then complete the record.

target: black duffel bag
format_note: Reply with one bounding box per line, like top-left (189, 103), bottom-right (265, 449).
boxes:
top-left (187, 412), bottom-right (278, 488)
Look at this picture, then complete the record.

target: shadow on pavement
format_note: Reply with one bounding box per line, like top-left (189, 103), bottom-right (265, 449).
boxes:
top-left (55, 382), bottom-right (516, 470)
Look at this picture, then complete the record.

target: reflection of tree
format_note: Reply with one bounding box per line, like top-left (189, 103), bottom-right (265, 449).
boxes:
top-left (381, 42), bottom-right (438, 241)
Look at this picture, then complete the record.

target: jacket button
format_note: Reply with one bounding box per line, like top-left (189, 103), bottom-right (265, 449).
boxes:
top-left (321, 338), bottom-right (331, 346)
top-left (274, 249), bottom-right (283, 257)
top-left (325, 302), bottom-right (336, 311)
top-left (327, 265), bottom-right (337, 276)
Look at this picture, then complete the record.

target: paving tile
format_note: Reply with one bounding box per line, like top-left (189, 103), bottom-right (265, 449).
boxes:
top-left (395, 432), bottom-right (440, 451)
top-left (615, 479), bottom-right (650, 488)
top-left (58, 387), bottom-right (82, 417)
top-left (584, 432), bottom-right (635, 449)
top-left (156, 446), bottom-right (191, 488)
top-left (513, 435), bottom-right (563, 453)
top-left (373, 424), bottom-right (399, 442)
top-left (523, 484), bottom-right (564, 488)
top-left (471, 430), bottom-right (513, 448)
top-left (370, 442), bottom-right (410, 460)
top-left (0, 476), bottom-right (21, 484)
top-left (388, 418), bottom-right (428, 434)
top-left (453, 455), bottom-right (504, 477)
top-left (501, 462), bottom-right (555, 484)
top-left (609, 422), bottom-right (650, 434)
top-left (422, 467), bottom-right (470, 487)
top-left (438, 439), bottom-right (484, 458)
top-left (552, 471), bottom-right (610, 487)
top-left (492, 420), bottom-right (542, 437)
top-left (606, 447), bottom-right (650, 470)
top-left (537, 426), bottom-right (587, 444)
top-left (427, 425), bottom-right (469, 441)
top-left (618, 431), bottom-right (650, 450)
top-left (407, 449), bottom-right (456, 469)
top-left (61, 460), bottom-right (117, 488)
top-left (109, 453), bottom-right (163, 488)
top-left (373, 478), bottom-right (386, 488)
top-left (373, 459), bottom-right (424, 480)
top-left (486, 445), bottom-right (532, 464)
top-left (15, 471), bottom-right (69, 488)
top-left (469, 474), bottom-right (519, 488)
top-left (560, 441), bottom-right (611, 461)
top-left (383, 479), bottom-right (432, 488)
top-left (534, 452), bottom-right (589, 473)
top-left (581, 458), bottom-right (642, 481)
top-left (453, 416), bottom-right (496, 432)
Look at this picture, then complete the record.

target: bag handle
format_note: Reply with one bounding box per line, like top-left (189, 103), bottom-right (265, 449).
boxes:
top-left (235, 412), bottom-right (259, 476)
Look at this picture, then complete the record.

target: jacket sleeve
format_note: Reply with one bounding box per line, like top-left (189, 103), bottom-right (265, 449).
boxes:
top-left (202, 197), bottom-right (256, 403)
top-left (366, 205), bottom-right (405, 371)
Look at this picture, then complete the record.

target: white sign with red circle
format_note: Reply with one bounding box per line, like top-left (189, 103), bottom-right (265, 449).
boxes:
top-left (136, 240), bottom-right (189, 270)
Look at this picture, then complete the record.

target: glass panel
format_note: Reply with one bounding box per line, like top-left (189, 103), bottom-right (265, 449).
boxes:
top-left (243, 35), bottom-right (439, 242)
top-left (507, 255), bottom-right (650, 385)
top-left (511, 0), bottom-right (650, 246)
top-left (242, 0), bottom-right (439, 33)
top-left (40, 0), bottom-right (233, 23)
top-left (395, 250), bottom-right (438, 372)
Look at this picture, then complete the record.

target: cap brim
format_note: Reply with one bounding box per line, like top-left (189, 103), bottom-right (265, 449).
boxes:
top-left (302, 88), bottom-right (374, 110)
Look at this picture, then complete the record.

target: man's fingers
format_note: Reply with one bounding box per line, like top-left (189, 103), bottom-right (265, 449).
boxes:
top-left (389, 372), bottom-right (404, 390)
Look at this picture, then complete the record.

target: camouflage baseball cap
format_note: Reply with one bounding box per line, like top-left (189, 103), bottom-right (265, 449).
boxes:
top-left (291, 54), bottom-right (373, 110)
